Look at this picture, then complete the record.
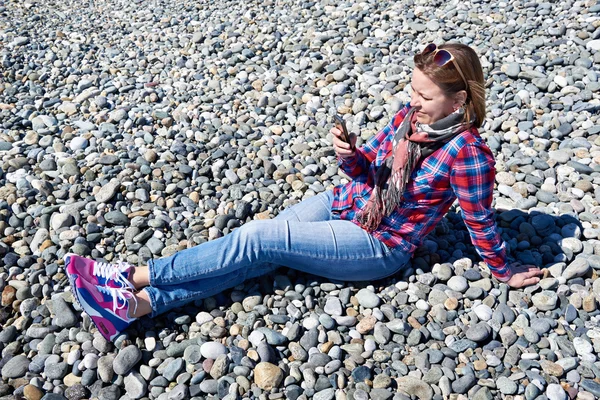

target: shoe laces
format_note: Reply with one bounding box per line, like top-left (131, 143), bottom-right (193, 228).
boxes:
top-left (97, 285), bottom-right (138, 317)
top-left (93, 260), bottom-right (135, 290)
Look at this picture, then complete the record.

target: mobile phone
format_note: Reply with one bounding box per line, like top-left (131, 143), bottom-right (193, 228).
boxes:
top-left (333, 114), bottom-right (354, 151)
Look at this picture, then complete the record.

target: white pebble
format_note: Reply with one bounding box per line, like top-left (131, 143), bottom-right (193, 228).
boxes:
top-left (83, 353), bottom-right (98, 369)
top-left (474, 304), bottom-right (493, 321)
top-left (416, 299), bottom-right (431, 311)
top-left (200, 342), bottom-right (227, 360)
top-left (144, 337), bottom-right (156, 351)
top-left (69, 137), bottom-right (88, 151)
top-left (348, 329), bottom-right (361, 339)
top-left (573, 337), bottom-right (593, 355)
top-left (195, 311), bottom-right (213, 326)
top-left (448, 276), bottom-right (468, 292)
top-left (67, 349), bottom-right (80, 365)
top-left (302, 316), bottom-right (320, 330)
top-left (364, 339), bottom-right (377, 352)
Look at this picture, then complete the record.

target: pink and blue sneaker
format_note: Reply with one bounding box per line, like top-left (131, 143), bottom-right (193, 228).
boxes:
top-left (70, 275), bottom-right (137, 341)
top-left (64, 253), bottom-right (135, 290)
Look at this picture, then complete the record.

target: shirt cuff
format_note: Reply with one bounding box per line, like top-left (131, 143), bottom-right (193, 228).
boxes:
top-left (491, 265), bottom-right (513, 282)
top-left (338, 154), bottom-right (358, 169)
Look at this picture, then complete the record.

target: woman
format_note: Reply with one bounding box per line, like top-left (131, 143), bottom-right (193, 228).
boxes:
top-left (65, 43), bottom-right (543, 341)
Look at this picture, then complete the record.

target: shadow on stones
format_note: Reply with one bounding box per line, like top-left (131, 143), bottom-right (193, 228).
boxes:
top-left (411, 205), bottom-right (582, 276)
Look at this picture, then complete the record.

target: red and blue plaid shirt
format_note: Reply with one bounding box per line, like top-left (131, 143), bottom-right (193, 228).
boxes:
top-left (332, 105), bottom-right (511, 281)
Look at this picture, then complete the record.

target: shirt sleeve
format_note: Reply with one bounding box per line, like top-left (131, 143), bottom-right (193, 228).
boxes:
top-left (449, 141), bottom-right (512, 281)
top-left (338, 105), bottom-right (410, 179)
top-left (337, 146), bottom-right (371, 179)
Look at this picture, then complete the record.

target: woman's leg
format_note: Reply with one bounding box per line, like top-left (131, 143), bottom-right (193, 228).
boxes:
top-left (141, 219), bottom-right (410, 317)
top-left (124, 190), bottom-right (409, 318)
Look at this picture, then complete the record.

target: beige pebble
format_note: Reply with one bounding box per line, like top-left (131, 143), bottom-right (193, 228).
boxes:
top-left (229, 324), bottom-right (242, 336)
top-left (474, 360), bottom-right (487, 371)
top-left (320, 341), bottom-right (334, 353)
top-left (444, 298), bottom-right (458, 310)
top-left (540, 360), bottom-right (564, 377)
top-left (247, 349), bottom-right (259, 362)
top-left (583, 294), bottom-right (597, 312)
top-left (63, 373), bottom-right (81, 387)
top-left (357, 316), bottom-right (377, 334)
top-left (407, 316), bottom-right (422, 329)
top-left (23, 384), bottom-right (43, 400)
top-left (237, 339), bottom-right (249, 351)
top-left (254, 362), bottom-right (283, 390)
top-left (570, 292), bottom-right (583, 309)
top-left (189, 191), bottom-right (200, 203)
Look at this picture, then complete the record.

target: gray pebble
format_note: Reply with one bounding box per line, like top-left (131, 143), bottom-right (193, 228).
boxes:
top-left (355, 289), bottom-right (380, 308)
top-left (497, 377), bottom-right (518, 395)
top-left (113, 345), bottom-right (142, 376)
top-left (466, 323), bottom-right (491, 342)
top-left (1, 355), bottom-right (29, 379)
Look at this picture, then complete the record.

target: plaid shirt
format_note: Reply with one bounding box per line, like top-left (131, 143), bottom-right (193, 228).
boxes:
top-left (332, 105), bottom-right (511, 281)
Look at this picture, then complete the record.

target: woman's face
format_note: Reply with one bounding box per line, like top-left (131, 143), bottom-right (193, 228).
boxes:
top-left (409, 68), bottom-right (458, 125)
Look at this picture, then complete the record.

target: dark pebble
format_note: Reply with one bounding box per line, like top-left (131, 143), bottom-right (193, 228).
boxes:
top-left (580, 379), bottom-right (600, 397)
top-left (452, 374), bottom-right (477, 394)
top-left (351, 365), bottom-right (372, 383)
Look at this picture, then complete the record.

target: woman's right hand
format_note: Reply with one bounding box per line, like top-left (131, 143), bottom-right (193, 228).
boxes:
top-left (330, 126), bottom-right (357, 159)
top-left (505, 262), bottom-right (544, 288)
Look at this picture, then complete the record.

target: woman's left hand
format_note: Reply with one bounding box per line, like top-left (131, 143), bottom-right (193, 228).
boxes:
top-left (505, 262), bottom-right (544, 288)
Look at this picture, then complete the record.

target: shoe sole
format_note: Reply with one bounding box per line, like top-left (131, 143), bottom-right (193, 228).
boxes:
top-left (65, 255), bottom-right (83, 308)
top-left (76, 284), bottom-right (123, 341)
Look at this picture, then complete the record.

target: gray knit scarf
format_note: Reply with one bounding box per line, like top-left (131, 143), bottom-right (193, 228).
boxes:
top-left (357, 107), bottom-right (474, 232)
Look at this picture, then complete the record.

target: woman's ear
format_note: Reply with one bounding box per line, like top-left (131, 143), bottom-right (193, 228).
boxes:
top-left (454, 90), bottom-right (468, 110)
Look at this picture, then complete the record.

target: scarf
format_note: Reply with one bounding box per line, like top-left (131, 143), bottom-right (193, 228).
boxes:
top-left (357, 107), bottom-right (473, 232)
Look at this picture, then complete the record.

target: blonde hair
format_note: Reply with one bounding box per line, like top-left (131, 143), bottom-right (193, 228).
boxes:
top-left (413, 43), bottom-right (486, 128)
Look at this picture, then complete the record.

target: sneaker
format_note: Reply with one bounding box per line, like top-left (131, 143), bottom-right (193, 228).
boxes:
top-left (70, 275), bottom-right (137, 341)
top-left (64, 253), bottom-right (135, 290)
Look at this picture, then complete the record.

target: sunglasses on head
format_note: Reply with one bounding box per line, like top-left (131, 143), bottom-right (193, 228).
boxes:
top-left (421, 43), bottom-right (469, 92)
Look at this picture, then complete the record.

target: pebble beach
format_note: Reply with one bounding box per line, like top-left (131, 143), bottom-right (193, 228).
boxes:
top-left (2, 0), bottom-right (600, 399)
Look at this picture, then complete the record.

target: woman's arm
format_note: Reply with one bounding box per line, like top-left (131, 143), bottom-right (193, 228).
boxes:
top-left (336, 143), bottom-right (374, 179)
top-left (336, 105), bottom-right (411, 179)
top-left (449, 141), bottom-right (542, 287)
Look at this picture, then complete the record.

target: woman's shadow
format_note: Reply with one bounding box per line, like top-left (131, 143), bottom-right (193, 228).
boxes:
top-left (413, 205), bottom-right (585, 279)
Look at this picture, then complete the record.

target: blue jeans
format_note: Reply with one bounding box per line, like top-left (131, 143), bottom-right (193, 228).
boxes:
top-left (144, 190), bottom-right (411, 317)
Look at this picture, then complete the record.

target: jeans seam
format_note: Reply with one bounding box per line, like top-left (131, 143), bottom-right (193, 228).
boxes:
top-left (156, 269), bottom-right (241, 285)
top-left (288, 207), bottom-right (300, 222)
top-left (370, 261), bottom-right (409, 280)
top-left (148, 258), bottom-right (157, 287)
top-left (320, 191), bottom-right (333, 213)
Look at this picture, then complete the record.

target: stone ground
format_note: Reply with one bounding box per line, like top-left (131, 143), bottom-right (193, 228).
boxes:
top-left (2, 0), bottom-right (600, 399)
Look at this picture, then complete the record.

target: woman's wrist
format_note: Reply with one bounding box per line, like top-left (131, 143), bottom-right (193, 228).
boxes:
top-left (338, 153), bottom-right (356, 163)
top-left (492, 264), bottom-right (513, 282)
